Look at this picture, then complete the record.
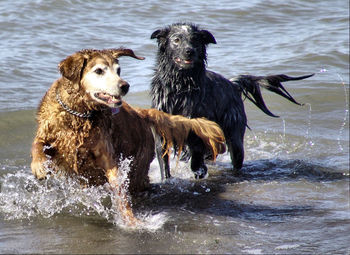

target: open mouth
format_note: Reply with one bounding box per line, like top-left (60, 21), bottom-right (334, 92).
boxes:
top-left (175, 57), bottom-right (193, 66)
top-left (94, 92), bottom-right (122, 107)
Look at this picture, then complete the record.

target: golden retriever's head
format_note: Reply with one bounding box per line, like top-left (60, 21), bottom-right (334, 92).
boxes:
top-left (58, 48), bottom-right (144, 108)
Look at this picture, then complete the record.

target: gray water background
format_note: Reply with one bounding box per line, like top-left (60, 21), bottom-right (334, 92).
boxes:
top-left (0, 0), bottom-right (349, 254)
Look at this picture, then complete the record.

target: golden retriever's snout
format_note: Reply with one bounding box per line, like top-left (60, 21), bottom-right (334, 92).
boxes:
top-left (119, 80), bottom-right (130, 96)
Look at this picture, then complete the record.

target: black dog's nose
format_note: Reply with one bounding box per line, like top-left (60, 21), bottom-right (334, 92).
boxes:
top-left (185, 47), bottom-right (194, 57)
top-left (119, 80), bottom-right (130, 95)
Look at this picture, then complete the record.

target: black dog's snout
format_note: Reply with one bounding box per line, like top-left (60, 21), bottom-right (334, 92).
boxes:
top-left (119, 80), bottom-right (130, 95)
top-left (184, 47), bottom-right (195, 57)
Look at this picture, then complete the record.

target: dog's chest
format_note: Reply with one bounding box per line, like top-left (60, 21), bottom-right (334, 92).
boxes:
top-left (155, 79), bottom-right (205, 117)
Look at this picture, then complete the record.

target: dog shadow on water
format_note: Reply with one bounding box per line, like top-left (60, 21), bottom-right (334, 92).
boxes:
top-left (134, 158), bottom-right (347, 223)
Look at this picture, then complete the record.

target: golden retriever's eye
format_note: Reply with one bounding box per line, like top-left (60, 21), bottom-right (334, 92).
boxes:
top-left (94, 68), bottom-right (104, 75)
top-left (116, 67), bottom-right (121, 76)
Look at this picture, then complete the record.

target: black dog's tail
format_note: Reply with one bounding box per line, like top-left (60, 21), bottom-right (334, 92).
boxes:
top-left (230, 74), bottom-right (314, 117)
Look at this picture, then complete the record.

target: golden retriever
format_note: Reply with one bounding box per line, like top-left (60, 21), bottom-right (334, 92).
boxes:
top-left (30, 48), bottom-right (225, 225)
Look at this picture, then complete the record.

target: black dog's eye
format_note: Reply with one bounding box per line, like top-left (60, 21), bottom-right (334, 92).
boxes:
top-left (192, 36), bottom-right (200, 42)
top-left (94, 68), bottom-right (104, 75)
top-left (173, 37), bottom-right (180, 44)
top-left (191, 34), bottom-right (202, 45)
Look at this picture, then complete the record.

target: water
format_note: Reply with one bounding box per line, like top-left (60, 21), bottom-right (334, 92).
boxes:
top-left (0, 0), bottom-right (349, 253)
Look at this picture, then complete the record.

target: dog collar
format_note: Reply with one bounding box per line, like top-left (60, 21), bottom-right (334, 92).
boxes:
top-left (56, 90), bottom-right (92, 118)
top-left (111, 107), bottom-right (120, 115)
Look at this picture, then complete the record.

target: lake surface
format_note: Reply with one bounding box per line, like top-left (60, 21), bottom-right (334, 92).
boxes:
top-left (0, 0), bottom-right (349, 254)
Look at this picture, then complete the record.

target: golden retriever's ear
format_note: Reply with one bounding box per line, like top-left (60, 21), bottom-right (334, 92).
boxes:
top-left (58, 53), bottom-right (86, 82)
top-left (109, 48), bottom-right (145, 60)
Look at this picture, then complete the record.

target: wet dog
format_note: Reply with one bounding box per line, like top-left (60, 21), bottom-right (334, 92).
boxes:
top-left (150, 23), bottom-right (313, 179)
top-left (31, 48), bottom-right (225, 225)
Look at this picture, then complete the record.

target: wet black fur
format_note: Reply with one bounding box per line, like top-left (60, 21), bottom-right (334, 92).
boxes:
top-left (150, 22), bottom-right (313, 179)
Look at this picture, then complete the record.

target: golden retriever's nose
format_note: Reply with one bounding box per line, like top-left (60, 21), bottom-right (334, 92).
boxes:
top-left (119, 80), bottom-right (130, 95)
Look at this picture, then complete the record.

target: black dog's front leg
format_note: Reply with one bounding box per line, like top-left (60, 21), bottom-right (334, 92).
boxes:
top-left (162, 153), bottom-right (171, 179)
top-left (157, 136), bottom-right (206, 179)
top-left (188, 132), bottom-right (208, 179)
top-left (153, 129), bottom-right (171, 180)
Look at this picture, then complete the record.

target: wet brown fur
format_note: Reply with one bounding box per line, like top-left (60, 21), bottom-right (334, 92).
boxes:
top-left (31, 48), bottom-right (225, 224)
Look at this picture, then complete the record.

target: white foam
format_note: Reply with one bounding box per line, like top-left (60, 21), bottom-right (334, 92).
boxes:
top-left (275, 244), bottom-right (300, 250)
top-left (149, 156), bottom-right (194, 184)
top-left (115, 211), bottom-right (169, 232)
top-left (242, 248), bottom-right (263, 254)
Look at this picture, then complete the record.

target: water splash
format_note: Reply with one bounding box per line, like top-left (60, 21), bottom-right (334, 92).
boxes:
top-left (318, 68), bottom-right (349, 151)
top-left (108, 158), bottom-right (168, 231)
top-left (0, 170), bottom-right (113, 220)
top-left (110, 157), bottom-right (132, 226)
top-left (0, 160), bottom-right (168, 231)
top-left (336, 73), bottom-right (349, 151)
top-left (280, 118), bottom-right (286, 143)
top-left (303, 103), bottom-right (314, 150)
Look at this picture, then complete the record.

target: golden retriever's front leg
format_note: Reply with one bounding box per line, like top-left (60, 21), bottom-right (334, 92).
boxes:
top-left (106, 167), bottom-right (140, 226)
top-left (94, 142), bottom-right (139, 226)
top-left (31, 138), bottom-right (49, 179)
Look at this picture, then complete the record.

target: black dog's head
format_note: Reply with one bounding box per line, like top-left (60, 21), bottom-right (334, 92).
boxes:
top-left (151, 23), bottom-right (216, 70)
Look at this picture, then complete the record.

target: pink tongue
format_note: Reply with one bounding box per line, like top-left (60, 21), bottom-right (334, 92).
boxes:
top-left (98, 93), bottom-right (119, 104)
top-left (108, 97), bottom-right (119, 104)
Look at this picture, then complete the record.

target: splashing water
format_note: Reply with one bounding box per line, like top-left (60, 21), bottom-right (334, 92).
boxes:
top-left (0, 159), bottom-right (168, 231)
top-left (303, 103), bottom-right (315, 151)
top-left (0, 170), bottom-right (111, 220)
top-left (109, 157), bottom-right (169, 231)
top-left (110, 157), bottom-right (132, 226)
top-left (280, 118), bottom-right (286, 143)
top-left (318, 68), bottom-right (349, 151)
top-left (336, 73), bottom-right (349, 151)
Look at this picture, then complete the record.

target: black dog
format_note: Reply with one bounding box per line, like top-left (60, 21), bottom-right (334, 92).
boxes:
top-left (150, 23), bottom-right (313, 179)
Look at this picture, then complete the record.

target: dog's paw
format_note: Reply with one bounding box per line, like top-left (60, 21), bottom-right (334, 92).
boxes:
top-left (31, 160), bottom-right (48, 180)
top-left (193, 166), bottom-right (208, 179)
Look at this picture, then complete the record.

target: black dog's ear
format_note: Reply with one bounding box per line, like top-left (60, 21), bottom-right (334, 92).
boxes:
top-left (199, 30), bottom-right (217, 44)
top-left (151, 29), bottom-right (169, 40)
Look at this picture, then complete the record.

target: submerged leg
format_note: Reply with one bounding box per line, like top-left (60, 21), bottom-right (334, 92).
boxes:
top-left (227, 137), bottom-right (244, 175)
top-left (153, 129), bottom-right (171, 180)
top-left (188, 132), bottom-right (208, 179)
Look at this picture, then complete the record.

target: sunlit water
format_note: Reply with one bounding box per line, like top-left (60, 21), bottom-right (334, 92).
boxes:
top-left (0, 0), bottom-right (349, 254)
